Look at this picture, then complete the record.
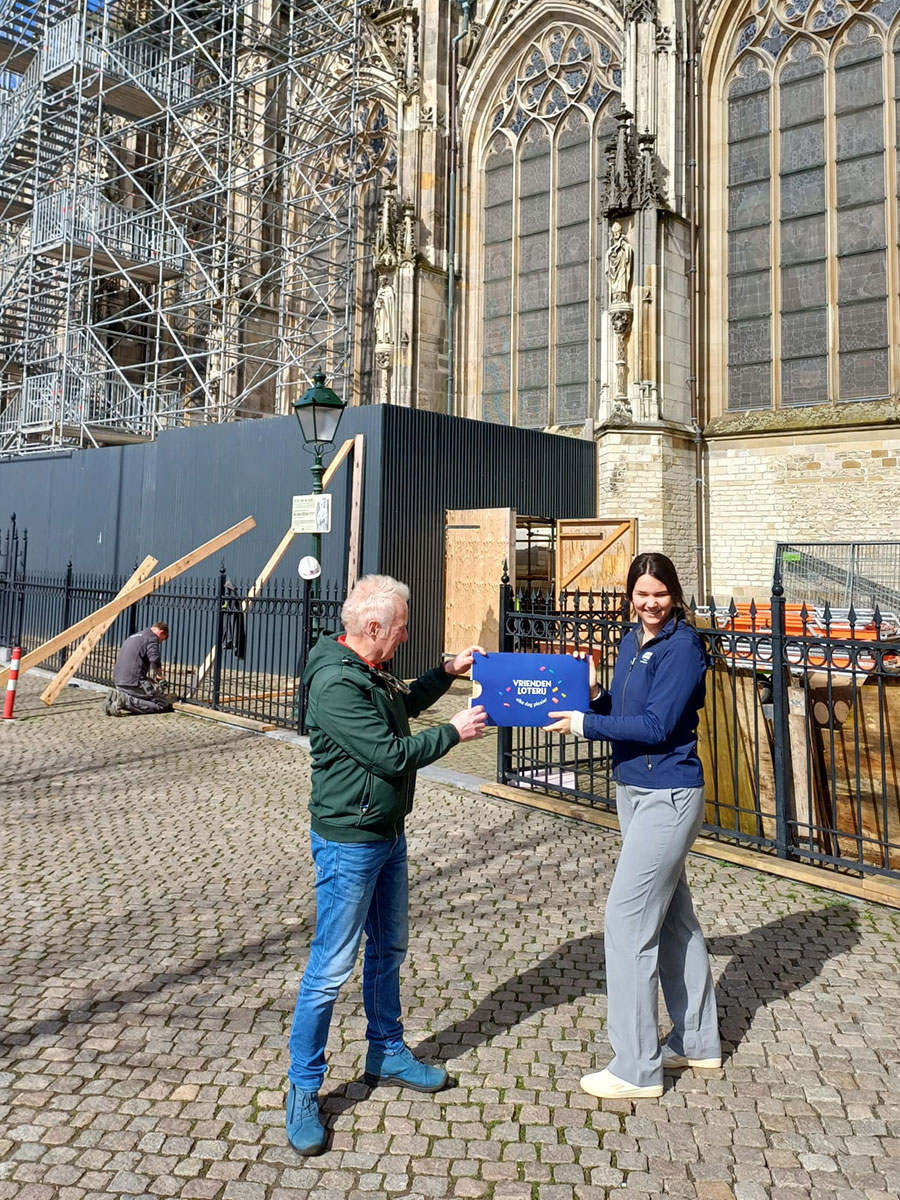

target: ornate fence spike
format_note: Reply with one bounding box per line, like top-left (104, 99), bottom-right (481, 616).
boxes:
top-left (847, 604), bottom-right (857, 632)
top-left (501, 559), bottom-right (510, 587)
top-left (823, 600), bottom-right (832, 630)
top-left (874, 605), bottom-right (883, 634)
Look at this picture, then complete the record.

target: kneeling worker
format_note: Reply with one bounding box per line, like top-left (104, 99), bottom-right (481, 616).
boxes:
top-left (106, 621), bottom-right (173, 716)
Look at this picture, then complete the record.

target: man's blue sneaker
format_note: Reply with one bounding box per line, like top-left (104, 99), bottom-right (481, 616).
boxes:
top-left (285, 1083), bottom-right (325, 1155)
top-left (364, 1044), bottom-right (449, 1092)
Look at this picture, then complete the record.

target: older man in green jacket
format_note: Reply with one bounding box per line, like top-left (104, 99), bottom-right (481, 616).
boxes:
top-left (286, 574), bottom-right (487, 1156)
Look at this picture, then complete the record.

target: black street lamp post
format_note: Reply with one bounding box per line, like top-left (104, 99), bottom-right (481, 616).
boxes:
top-left (292, 370), bottom-right (347, 585)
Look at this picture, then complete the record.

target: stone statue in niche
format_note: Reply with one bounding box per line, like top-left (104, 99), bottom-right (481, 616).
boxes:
top-left (606, 220), bottom-right (633, 304)
top-left (374, 277), bottom-right (396, 349)
top-left (399, 198), bottom-right (416, 263)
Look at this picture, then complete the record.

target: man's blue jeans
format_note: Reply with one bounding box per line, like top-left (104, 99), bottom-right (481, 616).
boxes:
top-left (287, 830), bottom-right (409, 1091)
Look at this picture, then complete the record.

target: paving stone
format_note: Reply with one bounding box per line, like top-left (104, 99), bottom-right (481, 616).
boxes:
top-left (3, 674), bottom-right (900, 1199)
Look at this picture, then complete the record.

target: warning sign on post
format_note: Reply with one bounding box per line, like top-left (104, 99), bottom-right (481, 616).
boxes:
top-left (291, 494), bottom-right (332, 534)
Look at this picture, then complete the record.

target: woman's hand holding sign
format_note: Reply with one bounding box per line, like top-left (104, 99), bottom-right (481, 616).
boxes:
top-left (543, 652), bottom-right (599, 734)
top-left (544, 710), bottom-right (573, 734)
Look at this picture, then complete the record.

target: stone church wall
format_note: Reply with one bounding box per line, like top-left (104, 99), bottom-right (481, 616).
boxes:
top-left (660, 219), bottom-right (692, 427)
top-left (705, 433), bottom-right (900, 599)
top-left (597, 430), bottom-right (698, 593)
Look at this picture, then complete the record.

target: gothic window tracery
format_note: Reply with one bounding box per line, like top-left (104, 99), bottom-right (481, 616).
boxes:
top-left (722, 1), bottom-right (897, 410)
top-left (480, 25), bottom-right (620, 428)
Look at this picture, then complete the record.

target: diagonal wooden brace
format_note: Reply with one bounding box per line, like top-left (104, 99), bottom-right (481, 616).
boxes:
top-left (39, 555), bottom-right (158, 706)
top-left (0, 516), bottom-right (256, 687)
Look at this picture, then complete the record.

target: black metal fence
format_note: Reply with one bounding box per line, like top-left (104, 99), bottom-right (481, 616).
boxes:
top-left (496, 571), bottom-right (900, 884)
top-left (5, 522), bottom-right (900, 887)
top-left (0, 548), bottom-right (344, 732)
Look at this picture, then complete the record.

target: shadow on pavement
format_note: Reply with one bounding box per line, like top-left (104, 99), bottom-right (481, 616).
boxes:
top-left (409, 904), bottom-right (860, 1063)
top-left (306, 905), bottom-right (864, 1126)
top-left (708, 904), bottom-right (861, 1051)
top-left (10, 732), bottom-right (254, 785)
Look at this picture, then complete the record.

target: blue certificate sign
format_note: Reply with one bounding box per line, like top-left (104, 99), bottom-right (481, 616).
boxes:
top-left (472, 652), bottom-right (590, 727)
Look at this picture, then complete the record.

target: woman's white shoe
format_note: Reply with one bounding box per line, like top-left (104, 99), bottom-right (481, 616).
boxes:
top-left (661, 1044), bottom-right (722, 1070)
top-left (579, 1067), bottom-right (663, 1099)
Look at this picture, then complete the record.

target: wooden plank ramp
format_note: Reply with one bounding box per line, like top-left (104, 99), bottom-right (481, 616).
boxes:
top-left (480, 782), bottom-right (900, 911)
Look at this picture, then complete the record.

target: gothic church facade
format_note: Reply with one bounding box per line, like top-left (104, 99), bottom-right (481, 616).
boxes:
top-left (362, 0), bottom-right (900, 597)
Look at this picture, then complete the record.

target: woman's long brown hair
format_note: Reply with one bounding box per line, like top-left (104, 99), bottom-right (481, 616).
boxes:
top-left (625, 552), bottom-right (694, 626)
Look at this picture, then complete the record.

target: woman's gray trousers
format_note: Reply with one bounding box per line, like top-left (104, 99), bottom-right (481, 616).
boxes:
top-left (603, 782), bottom-right (720, 1088)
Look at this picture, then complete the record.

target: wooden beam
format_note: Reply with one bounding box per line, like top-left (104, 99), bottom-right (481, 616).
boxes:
top-left (184, 526), bottom-right (299, 698)
top-left (347, 433), bottom-right (365, 591)
top-left (183, 439), bottom-right (358, 698)
top-left (321, 436), bottom-right (355, 489)
top-left (39, 555), bottom-right (158, 706)
top-left (558, 521), bottom-right (631, 591)
top-left (480, 782), bottom-right (900, 910)
top-left (0, 516), bottom-right (256, 686)
top-left (172, 702), bottom-right (277, 732)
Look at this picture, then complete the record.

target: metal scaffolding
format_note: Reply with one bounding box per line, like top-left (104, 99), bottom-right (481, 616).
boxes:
top-left (0, 0), bottom-right (367, 454)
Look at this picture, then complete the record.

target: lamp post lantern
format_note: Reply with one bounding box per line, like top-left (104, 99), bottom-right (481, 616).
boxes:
top-left (292, 370), bottom-right (347, 585)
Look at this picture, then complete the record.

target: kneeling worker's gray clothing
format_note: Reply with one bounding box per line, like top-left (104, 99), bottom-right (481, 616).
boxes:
top-left (112, 626), bottom-right (171, 715)
top-left (604, 783), bottom-right (720, 1088)
top-left (116, 682), bottom-right (172, 715)
top-left (114, 627), bottom-right (163, 689)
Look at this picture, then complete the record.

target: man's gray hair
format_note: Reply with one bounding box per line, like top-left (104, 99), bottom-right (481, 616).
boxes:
top-left (341, 574), bottom-right (410, 634)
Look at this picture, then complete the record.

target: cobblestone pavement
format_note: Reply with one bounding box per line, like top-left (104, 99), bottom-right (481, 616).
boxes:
top-left (3, 673), bottom-right (900, 1200)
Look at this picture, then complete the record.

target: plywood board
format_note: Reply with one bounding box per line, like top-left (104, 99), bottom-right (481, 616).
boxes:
top-left (444, 508), bottom-right (515, 654)
top-left (556, 518), bottom-right (636, 595)
top-left (696, 662), bottom-right (777, 842)
top-left (808, 676), bottom-right (900, 870)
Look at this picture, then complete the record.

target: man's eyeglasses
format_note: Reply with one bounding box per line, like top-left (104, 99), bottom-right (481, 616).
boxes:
top-left (370, 666), bottom-right (411, 695)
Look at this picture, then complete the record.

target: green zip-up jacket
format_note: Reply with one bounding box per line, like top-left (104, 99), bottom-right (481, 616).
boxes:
top-left (303, 632), bottom-right (460, 843)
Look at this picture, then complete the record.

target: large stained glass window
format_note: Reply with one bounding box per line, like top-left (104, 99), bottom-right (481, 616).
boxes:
top-left (727, 56), bottom-right (773, 410)
top-left (724, 5), bottom-right (896, 410)
top-left (480, 27), bottom-right (619, 428)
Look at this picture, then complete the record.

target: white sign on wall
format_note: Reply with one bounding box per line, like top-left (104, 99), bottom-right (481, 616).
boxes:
top-left (291, 493), bottom-right (332, 534)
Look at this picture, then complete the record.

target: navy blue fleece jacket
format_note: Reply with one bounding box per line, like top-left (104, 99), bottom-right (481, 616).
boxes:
top-left (581, 617), bottom-right (707, 787)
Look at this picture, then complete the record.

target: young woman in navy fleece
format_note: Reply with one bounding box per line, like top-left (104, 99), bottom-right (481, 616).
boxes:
top-left (545, 552), bottom-right (721, 1100)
